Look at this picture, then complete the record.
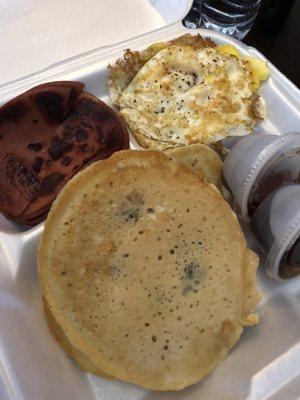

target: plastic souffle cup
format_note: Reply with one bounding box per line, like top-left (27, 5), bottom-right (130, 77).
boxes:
top-left (222, 131), bottom-right (300, 221)
top-left (250, 184), bottom-right (300, 281)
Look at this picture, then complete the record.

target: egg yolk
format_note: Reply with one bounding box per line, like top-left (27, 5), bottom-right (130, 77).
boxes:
top-left (217, 44), bottom-right (269, 89)
top-left (217, 44), bottom-right (240, 58)
top-left (244, 56), bottom-right (269, 89)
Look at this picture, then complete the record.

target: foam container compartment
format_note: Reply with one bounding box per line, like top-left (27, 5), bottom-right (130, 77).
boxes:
top-left (0, 1), bottom-right (300, 398)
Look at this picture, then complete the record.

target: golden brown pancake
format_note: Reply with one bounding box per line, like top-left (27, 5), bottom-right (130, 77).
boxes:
top-left (39, 150), bottom-right (259, 391)
top-left (165, 144), bottom-right (222, 189)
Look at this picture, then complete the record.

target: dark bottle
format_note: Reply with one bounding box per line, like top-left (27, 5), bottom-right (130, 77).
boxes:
top-left (259, 0), bottom-right (296, 35)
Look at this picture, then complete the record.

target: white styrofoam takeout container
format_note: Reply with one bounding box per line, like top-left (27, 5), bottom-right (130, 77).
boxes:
top-left (0, 1), bottom-right (300, 399)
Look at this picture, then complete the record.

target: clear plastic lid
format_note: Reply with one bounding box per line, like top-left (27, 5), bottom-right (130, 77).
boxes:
top-left (251, 184), bottom-right (300, 281)
top-left (223, 132), bottom-right (300, 220)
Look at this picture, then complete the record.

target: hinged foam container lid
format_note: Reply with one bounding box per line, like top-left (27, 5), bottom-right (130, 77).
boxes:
top-left (0, 0), bottom-right (192, 86)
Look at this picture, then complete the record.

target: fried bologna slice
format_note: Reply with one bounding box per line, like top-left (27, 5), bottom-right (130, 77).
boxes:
top-left (0, 83), bottom-right (129, 225)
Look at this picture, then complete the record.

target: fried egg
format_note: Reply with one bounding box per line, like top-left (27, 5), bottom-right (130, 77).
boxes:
top-left (109, 36), bottom-right (267, 150)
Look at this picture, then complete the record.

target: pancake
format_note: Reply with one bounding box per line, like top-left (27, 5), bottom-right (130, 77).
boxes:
top-left (165, 144), bottom-right (222, 189)
top-left (39, 150), bottom-right (259, 391)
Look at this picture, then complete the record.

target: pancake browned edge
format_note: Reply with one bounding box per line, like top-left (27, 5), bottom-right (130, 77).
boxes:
top-left (43, 298), bottom-right (114, 379)
top-left (39, 150), bottom-right (260, 391)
